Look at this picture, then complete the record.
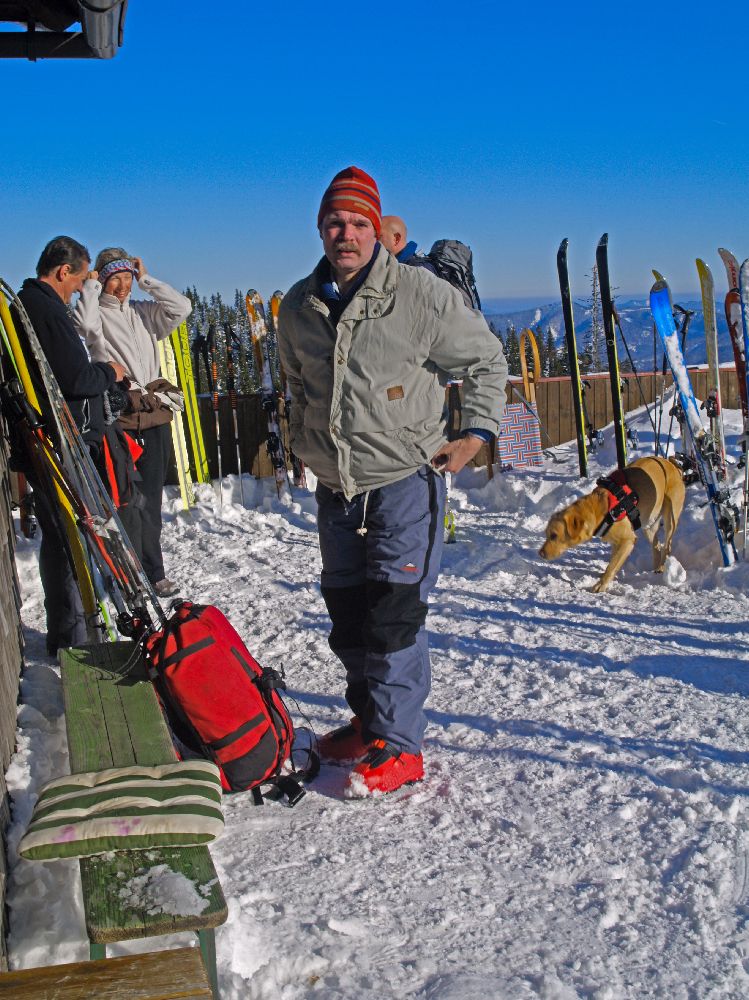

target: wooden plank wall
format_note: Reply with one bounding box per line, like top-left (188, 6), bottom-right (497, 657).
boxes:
top-left (173, 370), bottom-right (740, 482)
top-left (0, 441), bottom-right (25, 971)
top-left (530, 367), bottom-right (739, 447)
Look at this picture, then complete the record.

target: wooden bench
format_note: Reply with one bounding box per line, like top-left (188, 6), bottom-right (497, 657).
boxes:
top-left (0, 946), bottom-right (213, 998)
top-left (59, 642), bottom-right (228, 999)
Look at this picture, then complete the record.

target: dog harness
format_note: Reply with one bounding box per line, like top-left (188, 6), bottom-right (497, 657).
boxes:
top-left (594, 470), bottom-right (641, 537)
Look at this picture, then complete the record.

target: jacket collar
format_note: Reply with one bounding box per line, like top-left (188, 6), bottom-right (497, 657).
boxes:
top-left (100, 291), bottom-right (131, 310)
top-left (22, 277), bottom-right (66, 308)
top-left (302, 242), bottom-right (398, 310)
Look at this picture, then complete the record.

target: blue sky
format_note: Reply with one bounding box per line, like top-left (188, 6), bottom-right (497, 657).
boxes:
top-left (1, 1), bottom-right (747, 306)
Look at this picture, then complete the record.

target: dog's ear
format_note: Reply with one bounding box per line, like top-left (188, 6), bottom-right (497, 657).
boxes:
top-left (568, 512), bottom-right (584, 536)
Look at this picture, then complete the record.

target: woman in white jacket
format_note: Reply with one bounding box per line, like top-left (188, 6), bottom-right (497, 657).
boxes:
top-left (74, 248), bottom-right (192, 597)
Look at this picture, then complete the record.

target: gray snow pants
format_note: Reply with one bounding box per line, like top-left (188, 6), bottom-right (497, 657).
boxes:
top-left (316, 466), bottom-right (446, 754)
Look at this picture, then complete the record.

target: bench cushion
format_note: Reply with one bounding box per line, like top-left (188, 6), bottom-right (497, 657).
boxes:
top-left (19, 761), bottom-right (224, 861)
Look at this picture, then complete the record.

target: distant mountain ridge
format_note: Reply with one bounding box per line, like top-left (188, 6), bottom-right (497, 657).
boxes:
top-left (483, 297), bottom-right (734, 371)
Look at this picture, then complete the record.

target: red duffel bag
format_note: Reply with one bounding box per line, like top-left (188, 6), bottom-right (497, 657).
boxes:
top-left (144, 601), bottom-right (310, 804)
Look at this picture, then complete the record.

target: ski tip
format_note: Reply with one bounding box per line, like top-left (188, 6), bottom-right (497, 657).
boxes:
top-left (651, 269), bottom-right (665, 282)
top-left (695, 258), bottom-right (711, 277)
top-left (557, 237), bottom-right (568, 255)
top-left (597, 232), bottom-right (609, 248)
top-left (650, 277), bottom-right (669, 297)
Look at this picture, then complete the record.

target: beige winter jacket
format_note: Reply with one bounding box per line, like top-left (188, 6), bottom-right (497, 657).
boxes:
top-left (73, 275), bottom-right (192, 386)
top-left (278, 248), bottom-right (507, 498)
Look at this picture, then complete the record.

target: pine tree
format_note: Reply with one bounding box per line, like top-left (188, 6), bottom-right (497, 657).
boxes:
top-left (504, 324), bottom-right (520, 376)
top-left (543, 327), bottom-right (559, 376)
top-left (587, 266), bottom-right (604, 373)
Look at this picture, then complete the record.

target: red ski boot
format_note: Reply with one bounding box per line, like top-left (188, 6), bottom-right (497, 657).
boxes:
top-left (346, 740), bottom-right (424, 796)
top-left (318, 717), bottom-right (368, 763)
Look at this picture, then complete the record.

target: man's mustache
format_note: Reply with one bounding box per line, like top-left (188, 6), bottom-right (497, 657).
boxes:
top-left (334, 242), bottom-right (359, 252)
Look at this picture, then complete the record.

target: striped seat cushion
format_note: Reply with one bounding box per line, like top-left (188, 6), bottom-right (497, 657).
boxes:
top-left (19, 761), bottom-right (224, 861)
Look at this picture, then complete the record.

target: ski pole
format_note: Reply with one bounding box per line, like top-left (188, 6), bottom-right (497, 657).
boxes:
top-left (655, 344), bottom-right (667, 456)
top-left (612, 304), bottom-right (659, 444)
top-left (224, 322), bottom-right (244, 507)
top-left (207, 324), bottom-right (223, 508)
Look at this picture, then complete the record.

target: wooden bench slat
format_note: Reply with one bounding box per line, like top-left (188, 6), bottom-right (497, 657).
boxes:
top-left (61, 644), bottom-right (173, 770)
top-left (0, 946), bottom-right (213, 998)
top-left (59, 644), bottom-right (228, 943)
top-left (81, 846), bottom-right (227, 942)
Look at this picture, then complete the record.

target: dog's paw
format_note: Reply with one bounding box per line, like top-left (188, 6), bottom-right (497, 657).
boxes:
top-left (590, 580), bottom-right (609, 594)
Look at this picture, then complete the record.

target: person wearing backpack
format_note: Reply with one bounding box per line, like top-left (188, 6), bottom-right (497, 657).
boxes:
top-left (381, 215), bottom-right (482, 311)
top-left (380, 215), bottom-right (437, 274)
top-left (278, 166), bottom-right (507, 796)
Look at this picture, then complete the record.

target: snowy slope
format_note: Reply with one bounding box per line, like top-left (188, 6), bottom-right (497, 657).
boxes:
top-left (484, 298), bottom-right (732, 371)
top-left (6, 399), bottom-right (749, 999)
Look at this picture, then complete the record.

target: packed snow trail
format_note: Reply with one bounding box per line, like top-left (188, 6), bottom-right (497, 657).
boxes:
top-left (6, 399), bottom-right (749, 999)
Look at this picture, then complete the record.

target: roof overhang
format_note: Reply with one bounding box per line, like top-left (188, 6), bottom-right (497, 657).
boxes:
top-left (0, 0), bottom-right (127, 59)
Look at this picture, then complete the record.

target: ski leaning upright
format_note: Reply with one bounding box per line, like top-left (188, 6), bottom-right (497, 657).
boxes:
top-left (245, 290), bottom-right (289, 497)
top-left (720, 249), bottom-right (749, 437)
top-left (596, 234), bottom-right (627, 470)
top-left (223, 322), bottom-right (245, 506)
top-left (170, 322), bottom-right (210, 485)
top-left (158, 338), bottom-right (195, 511)
top-left (269, 291), bottom-right (306, 489)
top-left (695, 259), bottom-right (726, 472)
top-left (556, 239), bottom-right (588, 477)
top-left (0, 278), bottom-right (165, 635)
top-left (650, 279), bottom-right (738, 567)
top-left (206, 323), bottom-right (223, 508)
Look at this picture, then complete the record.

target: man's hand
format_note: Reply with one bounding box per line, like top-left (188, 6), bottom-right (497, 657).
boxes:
top-left (108, 361), bottom-right (127, 382)
top-left (131, 256), bottom-right (147, 280)
top-left (430, 435), bottom-right (484, 474)
top-left (86, 270), bottom-right (99, 282)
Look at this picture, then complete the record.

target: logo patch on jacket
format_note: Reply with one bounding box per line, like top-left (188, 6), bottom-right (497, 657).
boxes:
top-left (401, 562), bottom-right (419, 573)
top-left (387, 385), bottom-right (404, 401)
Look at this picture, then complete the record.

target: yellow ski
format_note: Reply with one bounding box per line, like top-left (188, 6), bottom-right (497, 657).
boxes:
top-left (158, 339), bottom-right (195, 509)
top-left (0, 290), bottom-right (99, 628)
top-left (170, 322), bottom-right (209, 483)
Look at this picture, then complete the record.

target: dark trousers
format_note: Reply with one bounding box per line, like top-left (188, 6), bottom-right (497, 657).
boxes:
top-left (28, 472), bottom-right (87, 654)
top-left (316, 467), bottom-right (445, 753)
top-left (134, 422), bottom-right (171, 584)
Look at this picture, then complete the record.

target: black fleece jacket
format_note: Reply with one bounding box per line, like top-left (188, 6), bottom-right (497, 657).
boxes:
top-left (15, 278), bottom-right (115, 451)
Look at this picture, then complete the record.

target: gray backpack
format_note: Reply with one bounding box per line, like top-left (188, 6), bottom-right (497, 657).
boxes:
top-left (426, 239), bottom-right (482, 310)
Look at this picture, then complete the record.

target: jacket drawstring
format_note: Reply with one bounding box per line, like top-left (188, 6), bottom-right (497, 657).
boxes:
top-left (356, 491), bottom-right (371, 535)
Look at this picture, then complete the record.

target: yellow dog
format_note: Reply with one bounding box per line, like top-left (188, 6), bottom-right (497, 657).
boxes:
top-left (539, 456), bottom-right (685, 593)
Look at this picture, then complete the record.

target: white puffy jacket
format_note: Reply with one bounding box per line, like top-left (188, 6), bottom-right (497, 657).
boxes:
top-left (74, 274), bottom-right (191, 386)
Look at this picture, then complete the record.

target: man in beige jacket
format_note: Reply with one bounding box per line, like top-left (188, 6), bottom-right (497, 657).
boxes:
top-left (278, 166), bottom-right (507, 796)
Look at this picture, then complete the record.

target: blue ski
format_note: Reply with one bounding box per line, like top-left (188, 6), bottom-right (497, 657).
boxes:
top-left (650, 279), bottom-right (738, 567)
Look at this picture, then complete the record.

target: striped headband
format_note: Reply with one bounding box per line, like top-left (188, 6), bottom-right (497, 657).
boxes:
top-left (318, 166), bottom-right (382, 236)
top-left (99, 258), bottom-right (136, 286)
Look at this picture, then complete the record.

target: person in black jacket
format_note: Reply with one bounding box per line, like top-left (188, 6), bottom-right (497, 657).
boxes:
top-left (14, 236), bottom-right (130, 657)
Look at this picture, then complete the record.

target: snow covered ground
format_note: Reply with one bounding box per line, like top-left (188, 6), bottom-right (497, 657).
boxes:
top-left (6, 398), bottom-right (749, 999)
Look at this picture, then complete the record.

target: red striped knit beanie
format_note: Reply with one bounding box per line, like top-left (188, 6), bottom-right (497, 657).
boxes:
top-left (317, 166), bottom-right (382, 236)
